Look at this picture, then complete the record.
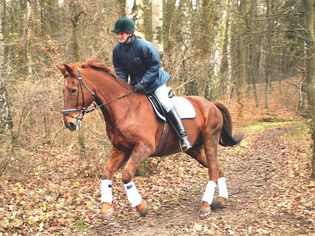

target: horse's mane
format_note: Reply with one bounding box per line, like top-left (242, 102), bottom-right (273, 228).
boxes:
top-left (73, 59), bottom-right (132, 91)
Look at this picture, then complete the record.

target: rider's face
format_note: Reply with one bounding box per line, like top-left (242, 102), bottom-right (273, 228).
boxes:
top-left (116, 32), bottom-right (132, 43)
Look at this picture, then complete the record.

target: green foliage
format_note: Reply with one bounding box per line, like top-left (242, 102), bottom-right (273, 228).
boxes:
top-left (243, 121), bottom-right (292, 134)
top-left (75, 218), bottom-right (87, 231)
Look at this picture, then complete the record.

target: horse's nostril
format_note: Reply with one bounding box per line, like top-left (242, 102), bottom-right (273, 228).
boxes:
top-left (65, 122), bottom-right (76, 131)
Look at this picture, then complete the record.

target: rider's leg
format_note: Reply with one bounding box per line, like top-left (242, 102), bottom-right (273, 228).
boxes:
top-left (167, 108), bottom-right (192, 151)
top-left (154, 84), bottom-right (192, 151)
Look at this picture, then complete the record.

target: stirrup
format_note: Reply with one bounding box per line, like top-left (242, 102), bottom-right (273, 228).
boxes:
top-left (180, 137), bottom-right (192, 151)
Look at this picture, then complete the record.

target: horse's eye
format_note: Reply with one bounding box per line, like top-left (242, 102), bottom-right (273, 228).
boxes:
top-left (68, 88), bottom-right (77, 94)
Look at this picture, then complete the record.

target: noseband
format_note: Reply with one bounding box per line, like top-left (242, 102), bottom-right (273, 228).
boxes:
top-left (62, 67), bottom-right (134, 121)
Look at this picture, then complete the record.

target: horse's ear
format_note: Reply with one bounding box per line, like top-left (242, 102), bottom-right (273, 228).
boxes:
top-left (64, 64), bottom-right (74, 74)
top-left (56, 65), bottom-right (66, 75)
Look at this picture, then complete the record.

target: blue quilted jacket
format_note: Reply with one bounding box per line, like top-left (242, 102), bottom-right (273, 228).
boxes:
top-left (113, 35), bottom-right (170, 94)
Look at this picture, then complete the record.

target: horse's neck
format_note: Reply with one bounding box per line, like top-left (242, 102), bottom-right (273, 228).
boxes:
top-left (93, 74), bottom-right (133, 124)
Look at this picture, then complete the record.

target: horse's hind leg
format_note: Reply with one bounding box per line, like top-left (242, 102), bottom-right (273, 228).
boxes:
top-left (212, 164), bottom-right (228, 209)
top-left (198, 109), bottom-right (225, 217)
top-left (187, 146), bottom-right (208, 167)
top-left (187, 147), bottom-right (228, 211)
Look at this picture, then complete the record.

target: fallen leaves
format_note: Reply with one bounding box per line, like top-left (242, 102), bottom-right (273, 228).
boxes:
top-left (0, 121), bottom-right (314, 235)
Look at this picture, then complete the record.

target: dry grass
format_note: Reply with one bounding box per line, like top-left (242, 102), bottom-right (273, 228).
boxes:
top-left (0, 72), bottom-right (305, 179)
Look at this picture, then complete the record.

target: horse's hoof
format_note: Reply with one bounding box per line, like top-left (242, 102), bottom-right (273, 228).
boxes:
top-left (211, 196), bottom-right (227, 209)
top-left (136, 200), bottom-right (148, 217)
top-left (101, 203), bottom-right (114, 219)
top-left (199, 201), bottom-right (211, 218)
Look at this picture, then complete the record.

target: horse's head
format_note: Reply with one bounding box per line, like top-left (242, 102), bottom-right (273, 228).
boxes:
top-left (57, 63), bottom-right (96, 131)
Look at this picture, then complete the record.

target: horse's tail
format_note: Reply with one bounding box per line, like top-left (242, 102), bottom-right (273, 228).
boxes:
top-left (214, 102), bottom-right (244, 147)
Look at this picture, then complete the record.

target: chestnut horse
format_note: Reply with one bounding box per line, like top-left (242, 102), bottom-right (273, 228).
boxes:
top-left (57, 59), bottom-right (242, 218)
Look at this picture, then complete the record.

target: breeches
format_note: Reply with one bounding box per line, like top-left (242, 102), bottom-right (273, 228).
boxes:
top-left (154, 84), bottom-right (174, 112)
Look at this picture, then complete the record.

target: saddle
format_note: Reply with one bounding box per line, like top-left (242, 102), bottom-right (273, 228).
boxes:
top-left (147, 93), bottom-right (196, 121)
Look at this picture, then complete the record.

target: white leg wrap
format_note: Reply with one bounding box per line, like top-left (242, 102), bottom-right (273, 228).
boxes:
top-left (101, 179), bottom-right (113, 204)
top-left (124, 182), bottom-right (142, 208)
top-left (218, 177), bottom-right (228, 199)
top-left (202, 181), bottom-right (217, 205)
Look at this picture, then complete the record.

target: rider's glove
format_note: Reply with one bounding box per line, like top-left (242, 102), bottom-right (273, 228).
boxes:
top-left (133, 82), bottom-right (144, 92)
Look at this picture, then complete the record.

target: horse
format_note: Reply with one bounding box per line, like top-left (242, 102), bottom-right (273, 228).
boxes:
top-left (57, 59), bottom-right (242, 218)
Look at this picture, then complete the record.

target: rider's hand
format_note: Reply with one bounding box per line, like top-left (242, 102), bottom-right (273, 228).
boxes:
top-left (133, 82), bottom-right (144, 92)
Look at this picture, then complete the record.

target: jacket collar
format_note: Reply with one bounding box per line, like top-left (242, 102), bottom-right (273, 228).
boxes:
top-left (121, 35), bottom-right (136, 46)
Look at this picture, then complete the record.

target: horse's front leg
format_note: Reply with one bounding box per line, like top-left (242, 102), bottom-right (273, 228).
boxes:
top-left (121, 143), bottom-right (152, 217)
top-left (101, 147), bottom-right (129, 219)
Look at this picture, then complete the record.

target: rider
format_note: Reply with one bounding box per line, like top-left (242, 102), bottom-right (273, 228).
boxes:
top-left (112, 17), bottom-right (191, 151)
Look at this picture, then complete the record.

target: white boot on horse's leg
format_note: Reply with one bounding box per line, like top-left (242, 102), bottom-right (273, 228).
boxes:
top-left (211, 177), bottom-right (228, 209)
top-left (101, 179), bottom-right (114, 219)
top-left (124, 182), bottom-right (148, 217)
top-left (213, 177), bottom-right (228, 209)
top-left (200, 181), bottom-right (216, 217)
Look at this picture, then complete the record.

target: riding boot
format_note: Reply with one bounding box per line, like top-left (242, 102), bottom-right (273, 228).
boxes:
top-left (167, 108), bottom-right (192, 151)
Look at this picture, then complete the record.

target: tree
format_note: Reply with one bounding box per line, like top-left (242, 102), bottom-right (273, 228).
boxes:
top-left (126, 0), bottom-right (145, 35)
top-left (152, 0), bottom-right (163, 54)
top-left (206, 0), bottom-right (230, 100)
top-left (247, 0), bottom-right (259, 107)
top-left (177, 0), bottom-right (198, 95)
top-left (0, 82), bottom-right (12, 134)
top-left (24, 0), bottom-right (32, 76)
top-left (303, 0), bottom-right (315, 178)
top-left (0, 1), bottom-right (13, 176)
top-left (69, 0), bottom-right (85, 61)
top-left (264, 0), bottom-right (273, 109)
top-left (0, 0), bottom-right (13, 134)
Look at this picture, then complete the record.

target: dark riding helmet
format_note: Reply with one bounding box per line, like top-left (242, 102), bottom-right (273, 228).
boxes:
top-left (111, 17), bottom-right (135, 34)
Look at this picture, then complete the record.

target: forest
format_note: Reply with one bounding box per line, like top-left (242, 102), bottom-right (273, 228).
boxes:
top-left (0, 0), bottom-right (314, 235)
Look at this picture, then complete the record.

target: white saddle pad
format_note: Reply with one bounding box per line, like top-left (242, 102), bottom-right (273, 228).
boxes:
top-left (172, 96), bottom-right (196, 119)
top-left (151, 96), bottom-right (196, 121)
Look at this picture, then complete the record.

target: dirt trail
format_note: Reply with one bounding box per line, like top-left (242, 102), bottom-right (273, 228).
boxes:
top-left (92, 122), bottom-right (315, 236)
top-left (2, 122), bottom-right (313, 235)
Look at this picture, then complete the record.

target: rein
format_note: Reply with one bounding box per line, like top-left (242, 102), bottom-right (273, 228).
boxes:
top-left (62, 67), bottom-right (134, 120)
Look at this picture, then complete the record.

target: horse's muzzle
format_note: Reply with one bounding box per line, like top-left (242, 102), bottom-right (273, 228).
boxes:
top-left (65, 121), bottom-right (80, 131)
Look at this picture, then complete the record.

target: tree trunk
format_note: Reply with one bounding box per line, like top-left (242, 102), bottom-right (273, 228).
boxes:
top-left (248, 0), bottom-right (259, 107)
top-left (0, 82), bottom-right (13, 134)
top-left (303, 0), bottom-right (315, 178)
top-left (238, 0), bottom-right (247, 89)
top-left (0, 0), bottom-right (13, 134)
top-left (226, 9), bottom-right (233, 104)
top-left (0, 5), bottom-right (12, 176)
top-left (126, 0), bottom-right (145, 36)
top-left (58, 0), bottom-right (64, 8)
top-left (0, 0), bottom-right (4, 75)
top-left (207, 0), bottom-right (230, 100)
top-left (24, 0), bottom-right (32, 76)
top-left (264, 0), bottom-right (272, 110)
top-left (179, 0), bottom-right (197, 95)
top-left (151, 0), bottom-right (163, 54)
top-left (229, 1), bottom-right (240, 105)
top-left (234, 0), bottom-right (247, 116)
top-left (69, 1), bottom-right (84, 61)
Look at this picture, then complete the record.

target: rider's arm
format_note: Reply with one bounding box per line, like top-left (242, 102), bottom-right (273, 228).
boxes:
top-left (139, 43), bottom-right (160, 86)
top-left (113, 49), bottom-right (128, 82)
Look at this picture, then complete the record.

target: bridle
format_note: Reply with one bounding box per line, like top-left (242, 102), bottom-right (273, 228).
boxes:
top-left (62, 67), bottom-right (134, 122)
